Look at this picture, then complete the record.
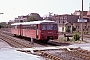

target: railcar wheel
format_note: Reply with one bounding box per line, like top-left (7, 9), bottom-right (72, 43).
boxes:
top-left (37, 40), bottom-right (49, 43)
top-left (42, 40), bottom-right (49, 43)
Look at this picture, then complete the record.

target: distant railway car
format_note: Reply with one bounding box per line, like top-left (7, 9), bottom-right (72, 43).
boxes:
top-left (11, 20), bottom-right (58, 41)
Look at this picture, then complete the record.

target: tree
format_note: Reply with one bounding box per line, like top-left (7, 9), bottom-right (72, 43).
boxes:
top-left (27, 15), bottom-right (38, 22)
top-left (0, 22), bottom-right (8, 28)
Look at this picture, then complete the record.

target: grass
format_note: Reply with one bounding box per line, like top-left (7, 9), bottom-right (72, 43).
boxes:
top-left (58, 37), bottom-right (89, 44)
top-left (58, 37), bottom-right (67, 42)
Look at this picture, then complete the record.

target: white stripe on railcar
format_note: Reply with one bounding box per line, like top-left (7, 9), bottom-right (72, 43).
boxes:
top-left (11, 20), bottom-right (56, 25)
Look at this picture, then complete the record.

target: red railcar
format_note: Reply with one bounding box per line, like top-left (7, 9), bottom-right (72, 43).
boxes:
top-left (11, 20), bottom-right (58, 41)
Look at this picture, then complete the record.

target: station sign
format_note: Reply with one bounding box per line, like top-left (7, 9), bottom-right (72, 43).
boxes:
top-left (78, 19), bottom-right (87, 22)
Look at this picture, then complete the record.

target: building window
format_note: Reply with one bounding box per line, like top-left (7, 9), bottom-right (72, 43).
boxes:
top-left (85, 26), bottom-right (86, 29)
top-left (78, 26), bottom-right (79, 28)
top-left (59, 20), bottom-right (60, 23)
top-left (76, 26), bottom-right (79, 29)
top-left (61, 20), bottom-right (64, 24)
top-left (61, 16), bottom-right (63, 20)
top-left (56, 20), bottom-right (59, 24)
top-left (56, 17), bottom-right (59, 20)
top-left (64, 16), bottom-right (67, 20)
top-left (60, 17), bottom-right (62, 20)
top-left (88, 26), bottom-right (90, 29)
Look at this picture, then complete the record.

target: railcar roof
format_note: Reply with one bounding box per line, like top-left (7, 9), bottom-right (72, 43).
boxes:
top-left (11, 20), bottom-right (56, 25)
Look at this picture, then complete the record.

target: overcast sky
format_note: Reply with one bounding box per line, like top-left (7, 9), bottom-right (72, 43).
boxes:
top-left (0, 0), bottom-right (90, 22)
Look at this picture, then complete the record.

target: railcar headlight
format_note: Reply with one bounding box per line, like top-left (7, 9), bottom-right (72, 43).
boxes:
top-left (56, 32), bottom-right (58, 34)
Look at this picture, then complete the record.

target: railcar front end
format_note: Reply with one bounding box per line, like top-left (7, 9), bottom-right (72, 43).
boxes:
top-left (39, 23), bottom-right (58, 41)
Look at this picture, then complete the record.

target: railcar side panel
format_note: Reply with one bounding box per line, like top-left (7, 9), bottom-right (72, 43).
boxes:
top-left (23, 29), bottom-right (36, 38)
top-left (11, 28), bottom-right (19, 35)
top-left (22, 24), bottom-right (41, 39)
top-left (11, 25), bottom-right (20, 35)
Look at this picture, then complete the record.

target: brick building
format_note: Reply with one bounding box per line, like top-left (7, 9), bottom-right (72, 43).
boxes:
top-left (14, 15), bottom-right (28, 22)
top-left (52, 14), bottom-right (79, 32)
top-left (73, 10), bottom-right (90, 32)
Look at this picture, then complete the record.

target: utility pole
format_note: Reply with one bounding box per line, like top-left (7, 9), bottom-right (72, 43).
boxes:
top-left (89, 3), bottom-right (90, 11)
top-left (81, 0), bottom-right (83, 41)
top-left (89, 3), bottom-right (90, 24)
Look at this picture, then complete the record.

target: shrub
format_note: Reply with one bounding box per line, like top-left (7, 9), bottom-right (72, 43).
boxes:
top-left (73, 33), bottom-right (80, 41)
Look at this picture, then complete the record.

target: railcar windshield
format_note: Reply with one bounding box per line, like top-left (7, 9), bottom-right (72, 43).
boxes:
top-left (42, 24), bottom-right (57, 30)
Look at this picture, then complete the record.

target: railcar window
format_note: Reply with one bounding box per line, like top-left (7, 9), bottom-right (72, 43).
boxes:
top-left (26, 25), bottom-right (29, 29)
top-left (30, 24), bottom-right (36, 30)
top-left (23, 25), bottom-right (25, 29)
top-left (42, 24), bottom-right (57, 30)
top-left (15, 25), bottom-right (17, 29)
top-left (17, 25), bottom-right (20, 29)
top-left (42, 24), bottom-right (46, 30)
top-left (23, 25), bottom-right (36, 30)
top-left (11, 26), bottom-right (15, 29)
top-left (47, 24), bottom-right (53, 30)
top-left (53, 24), bottom-right (57, 30)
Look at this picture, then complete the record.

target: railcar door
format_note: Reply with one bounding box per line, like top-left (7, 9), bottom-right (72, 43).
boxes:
top-left (20, 24), bottom-right (23, 36)
top-left (36, 24), bottom-right (38, 39)
top-left (18, 24), bottom-right (23, 36)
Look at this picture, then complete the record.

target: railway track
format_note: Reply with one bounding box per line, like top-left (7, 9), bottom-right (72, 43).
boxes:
top-left (0, 33), bottom-right (31, 48)
top-left (36, 48), bottom-right (90, 60)
top-left (17, 47), bottom-right (90, 60)
top-left (1, 28), bottom-right (90, 60)
top-left (65, 48), bottom-right (90, 60)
